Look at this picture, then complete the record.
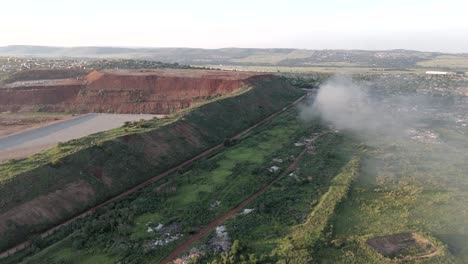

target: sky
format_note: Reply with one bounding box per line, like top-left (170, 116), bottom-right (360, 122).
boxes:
top-left (1, 0), bottom-right (467, 52)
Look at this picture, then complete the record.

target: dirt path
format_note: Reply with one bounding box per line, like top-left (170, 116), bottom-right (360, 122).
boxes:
top-left (0, 94), bottom-right (308, 260)
top-left (0, 113), bottom-right (157, 163)
top-left (161, 132), bottom-right (325, 264)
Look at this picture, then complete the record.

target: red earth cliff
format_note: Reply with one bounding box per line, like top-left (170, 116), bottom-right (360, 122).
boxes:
top-left (0, 69), bottom-right (272, 114)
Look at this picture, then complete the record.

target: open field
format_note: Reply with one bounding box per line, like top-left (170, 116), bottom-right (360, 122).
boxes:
top-left (0, 114), bottom-right (157, 163)
top-left (417, 55), bottom-right (468, 70)
top-left (196, 65), bottom-right (426, 74)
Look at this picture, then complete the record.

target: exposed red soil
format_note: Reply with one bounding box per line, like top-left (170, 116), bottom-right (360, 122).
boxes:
top-left (0, 69), bottom-right (271, 114)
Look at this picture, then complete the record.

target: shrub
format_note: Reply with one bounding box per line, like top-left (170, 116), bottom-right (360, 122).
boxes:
top-left (50, 158), bottom-right (63, 168)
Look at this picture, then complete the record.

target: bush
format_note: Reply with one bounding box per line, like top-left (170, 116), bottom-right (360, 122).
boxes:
top-left (50, 158), bottom-right (63, 168)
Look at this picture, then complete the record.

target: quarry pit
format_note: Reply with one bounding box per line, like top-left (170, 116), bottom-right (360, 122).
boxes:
top-left (0, 69), bottom-right (270, 114)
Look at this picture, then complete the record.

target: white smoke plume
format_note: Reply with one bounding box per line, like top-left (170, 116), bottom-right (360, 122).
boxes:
top-left (300, 74), bottom-right (418, 142)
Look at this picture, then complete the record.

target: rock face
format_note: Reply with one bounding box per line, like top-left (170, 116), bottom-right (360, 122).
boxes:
top-left (0, 69), bottom-right (271, 114)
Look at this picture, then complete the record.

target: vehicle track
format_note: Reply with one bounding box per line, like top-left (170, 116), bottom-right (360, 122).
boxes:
top-left (0, 94), bottom-right (308, 260)
top-left (161, 132), bottom-right (326, 264)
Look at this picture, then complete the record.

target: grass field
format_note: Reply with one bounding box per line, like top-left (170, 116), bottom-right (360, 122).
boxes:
top-left (417, 55), bottom-right (468, 71)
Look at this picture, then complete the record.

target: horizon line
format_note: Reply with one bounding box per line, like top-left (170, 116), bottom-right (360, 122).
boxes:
top-left (1, 45), bottom-right (466, 54)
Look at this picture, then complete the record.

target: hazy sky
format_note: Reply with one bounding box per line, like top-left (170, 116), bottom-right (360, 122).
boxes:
top-left (1, 0), bottom-right (468, 52)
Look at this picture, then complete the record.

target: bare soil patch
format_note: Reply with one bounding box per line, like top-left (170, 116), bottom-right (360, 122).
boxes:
top-left (366, 232), bottom-right (438, 259)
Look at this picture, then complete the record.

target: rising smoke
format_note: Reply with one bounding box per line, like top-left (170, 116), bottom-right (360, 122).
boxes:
top-left (300, 74), bottom-right (425, 143)
top-left (299, 73), bottom-right (468, 257)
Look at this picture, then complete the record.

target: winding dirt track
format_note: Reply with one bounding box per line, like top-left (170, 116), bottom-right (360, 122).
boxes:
top-left (161, 132), bottom-right (325, 264)
top-left (0, 94), bottom-right (307, 260)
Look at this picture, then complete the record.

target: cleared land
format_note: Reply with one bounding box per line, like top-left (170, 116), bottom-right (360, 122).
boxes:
top-left (366, 232), bottom-right (438, 259)
top-left (0, 114), bottom-right (156, 162)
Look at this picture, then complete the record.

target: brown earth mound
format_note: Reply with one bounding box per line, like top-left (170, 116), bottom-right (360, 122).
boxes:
top-left (0, 69), bottom-right (271, 114)
top-left (366, 232), bottom-right (438, 259)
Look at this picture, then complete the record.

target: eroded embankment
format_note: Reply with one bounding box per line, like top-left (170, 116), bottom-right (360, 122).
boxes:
top-left (0, 76), bottom-right (304, 252)
top-left (0, 69), bottom-right (271, 114)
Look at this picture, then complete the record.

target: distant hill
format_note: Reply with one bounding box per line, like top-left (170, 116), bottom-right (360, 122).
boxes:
top-left (1, 45), bottom-right (468, 70)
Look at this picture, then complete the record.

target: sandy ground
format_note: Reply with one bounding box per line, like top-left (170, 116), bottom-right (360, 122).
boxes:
top-left (0, 114), bottom-right (157, 162)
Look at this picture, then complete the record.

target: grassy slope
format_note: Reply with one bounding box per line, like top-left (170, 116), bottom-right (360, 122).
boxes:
top-left (0, 76), bottom-right (305, 252)
top-left (18, 106), bottom-right (312, 263)
top-left (275, 155), bottom-right (361, 263)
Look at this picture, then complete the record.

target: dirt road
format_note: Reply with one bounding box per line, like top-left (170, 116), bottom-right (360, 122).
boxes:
top-left (0, 113), bottom-right (71, 138)
top-left (0, 113), bottom-right (156, 162)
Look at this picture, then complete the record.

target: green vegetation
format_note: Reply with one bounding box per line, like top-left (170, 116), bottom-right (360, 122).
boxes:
top-left (194, 132), bottom-right (361, 263)
top-left (2, 56), bottom-right (467, 264)
top-left (417, 55), bottom-right (468, 71)
top-left (276, 155), bottom-right (361, 263)
top-left (0, 76), bottom-right (304, 253)
top-left (15, 106), bottom-right (317, 264)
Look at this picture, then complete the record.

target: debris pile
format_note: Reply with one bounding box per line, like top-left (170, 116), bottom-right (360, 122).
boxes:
top-left (406, 129), bottom-right (439, 144)
top-left (144, 222), bottom-right (184, 250)
top-left (209, 225), bottom-right (232, 253)
top-left (268, 166), bottom-right (280, 173)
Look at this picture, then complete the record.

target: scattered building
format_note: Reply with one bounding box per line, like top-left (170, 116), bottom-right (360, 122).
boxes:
top-left (425, 71), bottom-right (453, 75)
